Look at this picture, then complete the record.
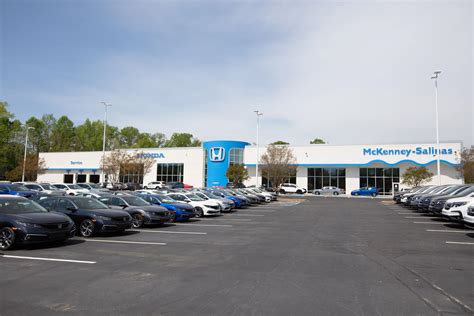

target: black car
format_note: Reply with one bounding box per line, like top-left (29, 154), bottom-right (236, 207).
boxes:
top-left (98, 194), bottom-right (174, 227)
top-left (0, 196), bottom-right (75, 250)
top-left (38, 196), bottom-right (132, 237)
top-left (429, 185), bottom-right (474, 214)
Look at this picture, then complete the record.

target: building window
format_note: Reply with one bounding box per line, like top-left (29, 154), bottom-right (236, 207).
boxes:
top-left (262, 169), bottom-right (296, 188)
top-left (119, 163), bottom-right (144, 184)
top-left (229, 148), bottom-right (244, 165)
top-left (307, 168), bottom-right (346, 191)
top-left (359, 168), bottom-right (400, 195)
top-left (156, 163), bottom-right (184, 183)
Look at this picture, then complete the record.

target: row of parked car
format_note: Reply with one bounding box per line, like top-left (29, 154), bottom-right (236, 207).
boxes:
top-left (393, 184), bottom-right (474, 227)
top-left (0, 182), bottom-right (277, 250)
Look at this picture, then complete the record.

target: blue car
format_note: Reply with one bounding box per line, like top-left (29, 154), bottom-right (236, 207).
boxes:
top-left (0, 183), bottom-right (39, 199)
top-left (351, 187), bottom-right (379, 197)
top-left (140, 194), bottom-right (195, 222)
top-left (207, 189), bottom-right (247, 208)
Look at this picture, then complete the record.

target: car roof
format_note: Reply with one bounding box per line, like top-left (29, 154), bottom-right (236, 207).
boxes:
top-left (0, 195), bottom-right (28, 200)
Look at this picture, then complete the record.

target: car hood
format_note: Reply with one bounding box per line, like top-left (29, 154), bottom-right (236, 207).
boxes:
top-left (446, 196), bottom-right (474, 203)
top-left (163, 202), bottom-right (194, 210)
top-left (8, 211), bottom-right (71, 224)
top-left (129, 205), bottom-right (168, 213)
top-left (80, 208), bottom-right (130, 217)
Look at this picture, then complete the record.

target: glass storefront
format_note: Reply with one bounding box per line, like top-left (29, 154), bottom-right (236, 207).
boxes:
top-left (262, 169), bottom-right (296, 188)
top-left (307, 168), bottom-right (346, 191)
top-left (359, 168), bottom-right (399, 195)
top-left (156, 163), bottom-right (184, 183)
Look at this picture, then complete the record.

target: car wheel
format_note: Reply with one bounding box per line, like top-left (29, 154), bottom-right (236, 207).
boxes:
top-left (194, 207), bottom-right (204, 218)
top-left (169, 212), bottom-right (176, 223)
top-left (131, 214), bottom-right (144, 228)
top-left (0, 227), bottom-right (15, 250)
top-left (69, 193), bottom-right (75, 196)
top-left (144, 186), bottom-right (148, 189)
top-left (296, 190), bottom-right (302, 194)
top-left (280, 189), bottom-right (286, 194)
top-left (354, 192), bottom-right (359, 196)
top-left (79, 219), bottom-right (95, 237)
top-left (333, 192), bottom-right (339, 196)
top-left (314, 191), bottom-right (320, 195)
top-left (371, 193), bottom-right (377, 197)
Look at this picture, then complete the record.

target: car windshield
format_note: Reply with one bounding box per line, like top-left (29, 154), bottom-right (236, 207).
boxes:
top-left (68, 184), bottom-right (83, 190)
top-left (41, 184), bottom-right (57, 190)
top-left (0, 199), bottom-right (48, 214)
top-left (72, 198), bottom-right (108, 209)
top-left (153, 195), bottom-right (173, 203)
top-left (88, 183), bottom-right (100, 189)
top-left (121, 196), bottom-right (150, 206)
top-left (8, 184), bottom-right (29, 191)
top-left (185, 194), bottom-right (206, 201)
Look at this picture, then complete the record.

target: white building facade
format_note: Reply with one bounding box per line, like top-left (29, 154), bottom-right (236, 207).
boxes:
top-left (37, 141), bottom-right (463, 195)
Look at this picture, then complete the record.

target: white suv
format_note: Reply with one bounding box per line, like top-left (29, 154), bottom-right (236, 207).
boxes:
top-left (441, 193), bottom-right (474, 221)
top-left (279, 183), bottom-right (307, 194)
top-left (167, 192), bottom-right (221, 217)
top-left (464, 204), bottom-right (474, 227)
top-left (145, 181), bottom-right (165, 189)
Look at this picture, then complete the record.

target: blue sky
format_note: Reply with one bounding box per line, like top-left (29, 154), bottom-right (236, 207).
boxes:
top-left (1, 0), bottom-right (472, 146)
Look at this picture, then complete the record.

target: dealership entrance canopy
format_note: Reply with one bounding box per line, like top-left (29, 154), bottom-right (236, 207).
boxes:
top-left (38, 140), bottom-right (463, 195)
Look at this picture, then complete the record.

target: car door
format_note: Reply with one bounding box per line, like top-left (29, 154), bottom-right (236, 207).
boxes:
top-left (109, 197), bottom-right (126, 210)
top-left (57, 199), bottom-right (82, 224)
top-left (38, 198), bottom-right (58, 212)
top-left (0, 185), bottom-right (9, 195)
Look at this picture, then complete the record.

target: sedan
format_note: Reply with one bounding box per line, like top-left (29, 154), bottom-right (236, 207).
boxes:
top-left (38, 196), bottom-right (132, 237)
top-left (140, 194), bottom-right (195, 221)
top-left (351, 187), bottom-right (379, 197)
top-left (0, 196), bottom-right (75, 250)
top-left (0, 183), bottom-right (39, 198)
top-left (313, 186), bottom-right (345, 196)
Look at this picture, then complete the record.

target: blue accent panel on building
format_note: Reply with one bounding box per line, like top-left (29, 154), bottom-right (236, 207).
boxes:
top-left (245, 159), bottom-right (460, 167)
top-left (203, 140), bottom-right (250, 187)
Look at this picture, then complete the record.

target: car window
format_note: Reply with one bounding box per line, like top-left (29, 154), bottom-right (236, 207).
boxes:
top-left (170, 194), bottom-right (185, 201)
top-left (0, 185), bottom-right (8, 191)
top-left (39, 199), bottom-right (57, 209)
top-left (54, 184), bottom-right (67, 189)
top-left (58, 199), bottom-right (75, 209)
top-left (98, 197), bottom-right (110, 204)
top-left (25, 184), bottom-right (41, 191)
top-left (111, 197), bottom-right (125, 206)
top-left (72, 198), bottom-right (108, 209)
top-left (0, 199), bottom-right (49, 214)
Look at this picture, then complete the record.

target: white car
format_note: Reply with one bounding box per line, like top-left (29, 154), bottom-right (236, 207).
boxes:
top-left (194, 191), bottom-right (235, 212)
top-left (463, 204), bottom-right (474, 228)
top-left (23, 183), bottom-right (65, 196)
top-left (441, 193), bottom-right (474, 221)
top-left (145, 181), bottom-right (165, 189)
top-left (53, 183), bottom-right (89, 196)
top-left (279, 183), bottom-right (307, 194)
top-left (167, 192), bottom-right (220, 217)
top-left (246, 188), bottom-right (273, 202)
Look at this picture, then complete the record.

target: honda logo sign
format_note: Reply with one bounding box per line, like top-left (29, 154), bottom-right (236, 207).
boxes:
top-left (209, 147), bottom-right (225, 162)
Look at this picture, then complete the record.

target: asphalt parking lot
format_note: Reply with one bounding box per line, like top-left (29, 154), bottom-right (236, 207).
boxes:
top-left (1, 197), bottom-right (473, 315)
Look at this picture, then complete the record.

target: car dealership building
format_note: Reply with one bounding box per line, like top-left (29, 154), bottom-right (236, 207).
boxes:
top-left (37, 140), bottom-right (463, 195)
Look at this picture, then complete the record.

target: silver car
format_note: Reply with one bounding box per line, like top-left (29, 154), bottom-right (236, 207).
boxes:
top-left (313, 186), bottom-right (345, 196)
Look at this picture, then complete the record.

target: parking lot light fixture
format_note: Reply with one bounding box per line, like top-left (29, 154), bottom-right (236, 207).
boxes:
top-left (254, 110), bottom-right (263, 187)
top-left (22, 126), bottom-right (35, 182)
top-left (430, 71), bottom-right (442, 185)
top-left (100, 102), bottom-right (112, 183)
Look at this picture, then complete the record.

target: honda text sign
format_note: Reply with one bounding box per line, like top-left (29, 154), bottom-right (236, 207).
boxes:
top-left (209, 147), bottom-right (225, 162)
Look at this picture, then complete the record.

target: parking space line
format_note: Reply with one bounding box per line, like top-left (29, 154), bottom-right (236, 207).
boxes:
top-left (228, 214), bottom-right (265, 217)
top-left (413, 221), bottom-right (448, 225)
top-left (405, 216), bottom-right (439, 219)
top-left (426, 229), bottom-right (473, 233)
top-left (0, 255), bottom-right (96, 264)
top-left (133, 229), bottom-right (207, 235)
top-left (445, 241), bottom-right (474, 245)
top-left (173, 223), bottom-right (232, 227)
top-left (199, 218), bottom-right (252, 221)
top-left (397, 212), bottom-right (418, 215)
top-left (237, 209), bottom-right (275, 213)
top-left (82, 239), bottom-right (166, 245)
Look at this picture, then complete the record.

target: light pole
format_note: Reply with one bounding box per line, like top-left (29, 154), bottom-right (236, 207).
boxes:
top-left (254, 110), bottom-right (263, 187)
top-left (100, 102), bottom-right (112, 183)
top-left (431, 71), bottom-right (442, 185)
top-left (22, 126), bottom-right (34, 182)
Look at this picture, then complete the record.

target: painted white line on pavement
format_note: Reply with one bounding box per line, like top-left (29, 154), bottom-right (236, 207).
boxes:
top-left (0, 255), bottom-right (96, 264)
top-left (199, 218), bottom-right (252, 221)
top-left (83, 239), bottom-right (166, 245)
top-left (237, 209), bottom-right (275, 213)
top-left (426, 229), bottom-right (472, 233)
top-left (405, 216), bottom-right (439, 219)
top-left (173, 223), bottom-right (232, 227)
top-left (445, 241), bottom-right (474, 245)
top-left (228, 214), bottom-right (265, 217)
top-left (397, 212), bottom-right (418, 215)
top-left (413, 221), bottom-right (448, 225)
top-left (133, 229), bottom-right (207, 235)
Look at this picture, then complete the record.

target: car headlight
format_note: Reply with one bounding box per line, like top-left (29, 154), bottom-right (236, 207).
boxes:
top-left (95, 215), bottom-right (112, 221)
top-left (16, 221), bottom-right (42, 228)
top-left (452, 202), bottom-right (467, 207)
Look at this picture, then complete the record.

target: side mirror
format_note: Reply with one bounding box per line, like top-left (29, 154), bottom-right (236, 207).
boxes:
top-left (185, 198), bottom-right (191, 202)
top-left (66, 206), bottom-right (78, 212)
top-left (119, 203), bottom-right (128, 208)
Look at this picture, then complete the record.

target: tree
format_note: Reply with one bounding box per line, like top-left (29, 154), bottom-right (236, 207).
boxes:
top-left (165, 133), bottom-right (201, 147)
top-left (75, 119), bottom-right (106, 151)
top-left (119, 126), bottom-right (140, 148)
top-left (402, 167), bottom-right (434, 187)
top-left (310, 138), bottom-right (326, 144)
top-left (51, 116), bottom-right (76, 151)
top-left (260, 144), bottom-right (297, 190)
top-left (101, 150), bottom-right (154, 184)
top-left (272, 140), bottom-right (289, 145)
top-left (456, 146), bottom-right (474, 183)
top-left (0, 102), bottom-right (22, 180)
top-left (226, 164), bottom-right (249, 186)
top-left (5, 154), bottom-right (47, 182)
